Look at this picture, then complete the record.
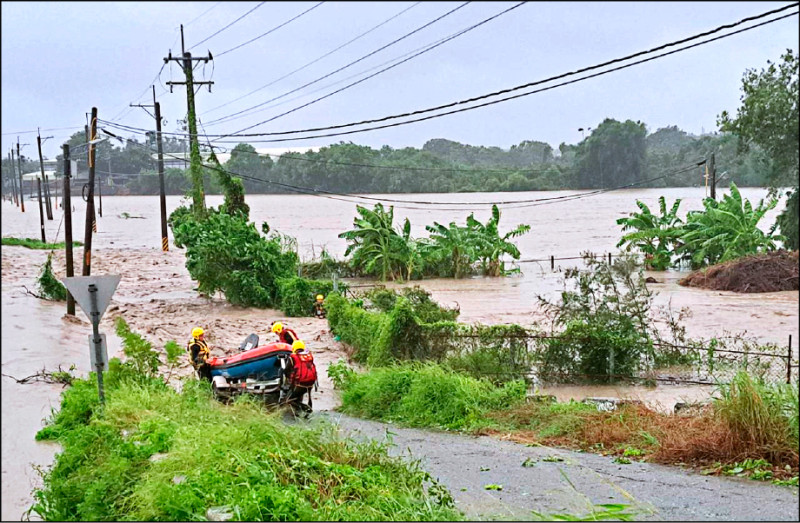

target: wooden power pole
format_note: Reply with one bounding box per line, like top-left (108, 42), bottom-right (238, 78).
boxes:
top-left (63, 143), bottom-right (76, 316)
top-left (709, 153), bottom-right (716, 201)
top-left (82, 107), bottom-right (98, 276)
top-left (16, 138), bottom-right (25, 212)
top-left (37, 132), bottom-right (54, 220)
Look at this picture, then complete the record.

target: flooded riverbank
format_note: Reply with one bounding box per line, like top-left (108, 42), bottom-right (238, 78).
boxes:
top-left (2, 187), bottom-right (797, 517)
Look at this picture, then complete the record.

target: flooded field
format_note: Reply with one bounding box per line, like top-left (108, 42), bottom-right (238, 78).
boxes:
top-left (2, 187), bottom-right (797, 519)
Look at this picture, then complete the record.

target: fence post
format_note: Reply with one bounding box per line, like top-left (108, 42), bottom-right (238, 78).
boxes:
top-left (608, 252), bottom-right (612, 264)
top-left (788, 335), bottom-right (792, 384)
top-left (608, 346), bottom-right (615, 383)
top-left (550, 255), bottom-right (554, 271)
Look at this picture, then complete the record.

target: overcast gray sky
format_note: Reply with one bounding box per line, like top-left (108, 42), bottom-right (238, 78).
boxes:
top-left (2, 1), bottom-right (798, 160)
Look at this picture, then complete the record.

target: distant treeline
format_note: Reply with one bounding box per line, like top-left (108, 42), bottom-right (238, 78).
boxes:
top-left (0, 119), bottom-right (780, 196)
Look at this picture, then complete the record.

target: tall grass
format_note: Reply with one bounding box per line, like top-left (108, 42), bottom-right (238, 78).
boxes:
top-left (32, 373), bottom-right (462, 521)
top-left (335, 362), bottom-right (526, 431)
top-left (713, 371), bottom-right (799, 464)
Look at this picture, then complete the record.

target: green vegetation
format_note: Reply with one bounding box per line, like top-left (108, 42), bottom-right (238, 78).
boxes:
top-left (531, 503), bottom-right (639, 521)
top-left (330, 362), bottom-right (526, 431)
top-left (32, 372), bottom-right (461, 521)
top-left (170, 206), bottom-right (336, 316)
top-left (339, 203), bottom-right (530, 281)
top-left (2, 237), bottom-right (82, 249)
top-left (616, 183), bottom-right (786, 270)
top-left (37, 253), bottom-right (67, 301)
top-left (718, 49), bottom-right (798, 250)
top-left (616, 196), bottom-right (683, 270)
top-left (537, 255), bottom-right (657, 382)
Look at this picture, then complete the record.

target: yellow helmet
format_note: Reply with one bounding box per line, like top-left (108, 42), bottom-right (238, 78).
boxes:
top-left (192, 327), bottom-right (204, 338)
top-left (316, 294), bottom-right (324, 301)
top-left (271, 322), bottom-right (283, 334)
top-left (292, 340), bottom-right (306, 352)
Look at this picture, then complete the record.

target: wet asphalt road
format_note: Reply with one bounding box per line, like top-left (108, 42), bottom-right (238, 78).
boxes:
top-left (314, 412), bottom-right (799, 521)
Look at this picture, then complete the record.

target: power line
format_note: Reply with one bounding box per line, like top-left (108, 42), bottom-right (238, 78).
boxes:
top-left (207, 8), bottom-right (800, 144)
top-left (201, 1), bottom-right (422, 116)
top-left (210, 2), bottom-right (799, 140)
top-left (217, 2), bottom-right (326, 57)
top-left (204, 1), bottom-right (472, 126)
top-left (185, 2), bottom-right (223, 26)
top-left (226, 1), bottom-right (527, 135)
top-left (189, 1), bottom-right (268, 51)
top-left (2, 126), bottom-right (84, 136)
top-left (108, 3), bottom-right (797, 143)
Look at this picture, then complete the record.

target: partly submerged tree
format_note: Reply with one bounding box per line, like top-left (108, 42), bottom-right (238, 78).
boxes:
top-left (616, 196), bottom-right (683, 270)
top-left (339, 204), bottom-right (411, 281)
top-left (676, 183), bottom-right (785, 269)
top-left (466, 205), bottom-right (531, 276)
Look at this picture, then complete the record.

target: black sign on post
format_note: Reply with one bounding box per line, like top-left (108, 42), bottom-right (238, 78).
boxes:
top-left (62, 275), bottom-right (121, 404)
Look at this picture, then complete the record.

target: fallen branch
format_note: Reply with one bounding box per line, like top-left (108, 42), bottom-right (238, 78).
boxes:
top-left (2, 365), bottom-right (75, 387)
top-left (21, 285), bottom-right (48, 300)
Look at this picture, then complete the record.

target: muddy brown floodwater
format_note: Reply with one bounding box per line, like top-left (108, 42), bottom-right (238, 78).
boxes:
top-left (2, 187), bottom-right (797, 519)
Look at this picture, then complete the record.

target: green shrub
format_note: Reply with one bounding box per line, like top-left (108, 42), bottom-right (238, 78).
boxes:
top-left (277, 276), bottom-right (345, 317)
top-left (114, 317), bottom-right (162, 380)
top-left (364, 286), bottom-right (459, 323)
top-left (337, 363), bottom-right (526, 430)
top-left (170, 209), bottom-right (299, 308)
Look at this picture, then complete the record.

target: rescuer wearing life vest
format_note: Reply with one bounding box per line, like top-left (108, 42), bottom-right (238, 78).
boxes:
top-left (187, 327), bottom-right (212, 381)
top-left (270, 321), bottom-right (299, 346)
top-left (313, 294), bottom-right (326, 319)
top-left (279, 339), bottom-right (318, 414)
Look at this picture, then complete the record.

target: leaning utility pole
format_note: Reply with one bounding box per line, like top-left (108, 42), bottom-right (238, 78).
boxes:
top-left (164, 24), bottom-right (213, 218)
top-left (16, 138), bottom-right (25, 212)
top-left (36, 177), bottom-right (46, 243)
top-left (82, 107), bottom-right (98, 276)
top-left (37, 131), bottom-right (54, 220)
top-left (63, 143), bottom-right (76, 315)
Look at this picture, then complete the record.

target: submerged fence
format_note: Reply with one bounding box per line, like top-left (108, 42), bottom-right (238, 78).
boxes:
top-left (435, 329), bottom-right (796, 387)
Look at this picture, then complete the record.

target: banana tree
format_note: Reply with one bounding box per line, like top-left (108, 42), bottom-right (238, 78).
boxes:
top-left (422, 221), bottom-right (478, 278)
top-left (616, 196), bottom-right (683, 270)
top-left (339, 204), bottom-right (411, 281)
top-left (676, 183), bottom-right (785, 269)
top-left (466, 205), bottom-right (531, 276)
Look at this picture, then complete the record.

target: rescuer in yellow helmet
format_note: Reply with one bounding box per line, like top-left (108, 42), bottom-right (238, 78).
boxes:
top-left (270, 321), bottom-right (299, 346)
top-left (313, 294), bottom-right (326, 319)
top-left (187, 327), bottom-right (211, 381)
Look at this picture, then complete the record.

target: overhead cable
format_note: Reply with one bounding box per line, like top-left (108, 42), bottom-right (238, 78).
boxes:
top-left (209, 9), bottom-right (800, 144)
top-left (201, 1), bottom-right (422, 115)
top-left (204, 1), bottom-right (472, 126)
top-left (189, 1), bottom-right (268, 51)
top-left (217, 2), bottom-right (326, 57)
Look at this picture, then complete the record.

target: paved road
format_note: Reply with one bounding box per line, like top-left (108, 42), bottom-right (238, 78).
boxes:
top-left (316, 413), bottom-right (799, 521)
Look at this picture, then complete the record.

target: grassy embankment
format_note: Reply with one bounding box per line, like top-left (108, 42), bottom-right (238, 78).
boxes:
top-left (2, 237), bottom-right (82, 249)
top-left (325, 289), bottom-right (799, 486)
top-left (30, 319), bottom-right (462, 522)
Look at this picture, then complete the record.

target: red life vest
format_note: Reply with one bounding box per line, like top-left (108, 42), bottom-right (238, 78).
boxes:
top-left (290, 351), bottom-right (317, 387)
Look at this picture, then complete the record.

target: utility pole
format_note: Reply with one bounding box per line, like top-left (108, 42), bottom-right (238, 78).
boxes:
top-left (130, 85), bottom-right (169, 251)
top-left (16, 138), bottom-right (25, 212)
top-left (36, 177), bottom-right (46, 243)
top-left (165, 24), bottom-right (213, 218)
top-left (709, 152), bottom-right (716, 201)
top-left (37, 131), bottom-right (54, 220)
top-left (98, 158), bottom-right (103, 218)
top-left (82, 107), bottom-right (98, 277)
top-left (8, 150), bottom-right (18, 206)
top-left (63, 143), bottom-right (76, 315)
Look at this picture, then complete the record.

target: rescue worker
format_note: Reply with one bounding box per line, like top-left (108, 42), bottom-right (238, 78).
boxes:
top-left (279, 339), bottom-right (318, 414)
top-left (313, 294), bottom-right (326, 319)
top-left (187, 327), bottom-right (211, 381)
top-left (271, 321), bottom-right (299, 346)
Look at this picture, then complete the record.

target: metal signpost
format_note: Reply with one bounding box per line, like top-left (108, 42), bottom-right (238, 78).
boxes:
top-left (61, 275), bottom-right (121, 404)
